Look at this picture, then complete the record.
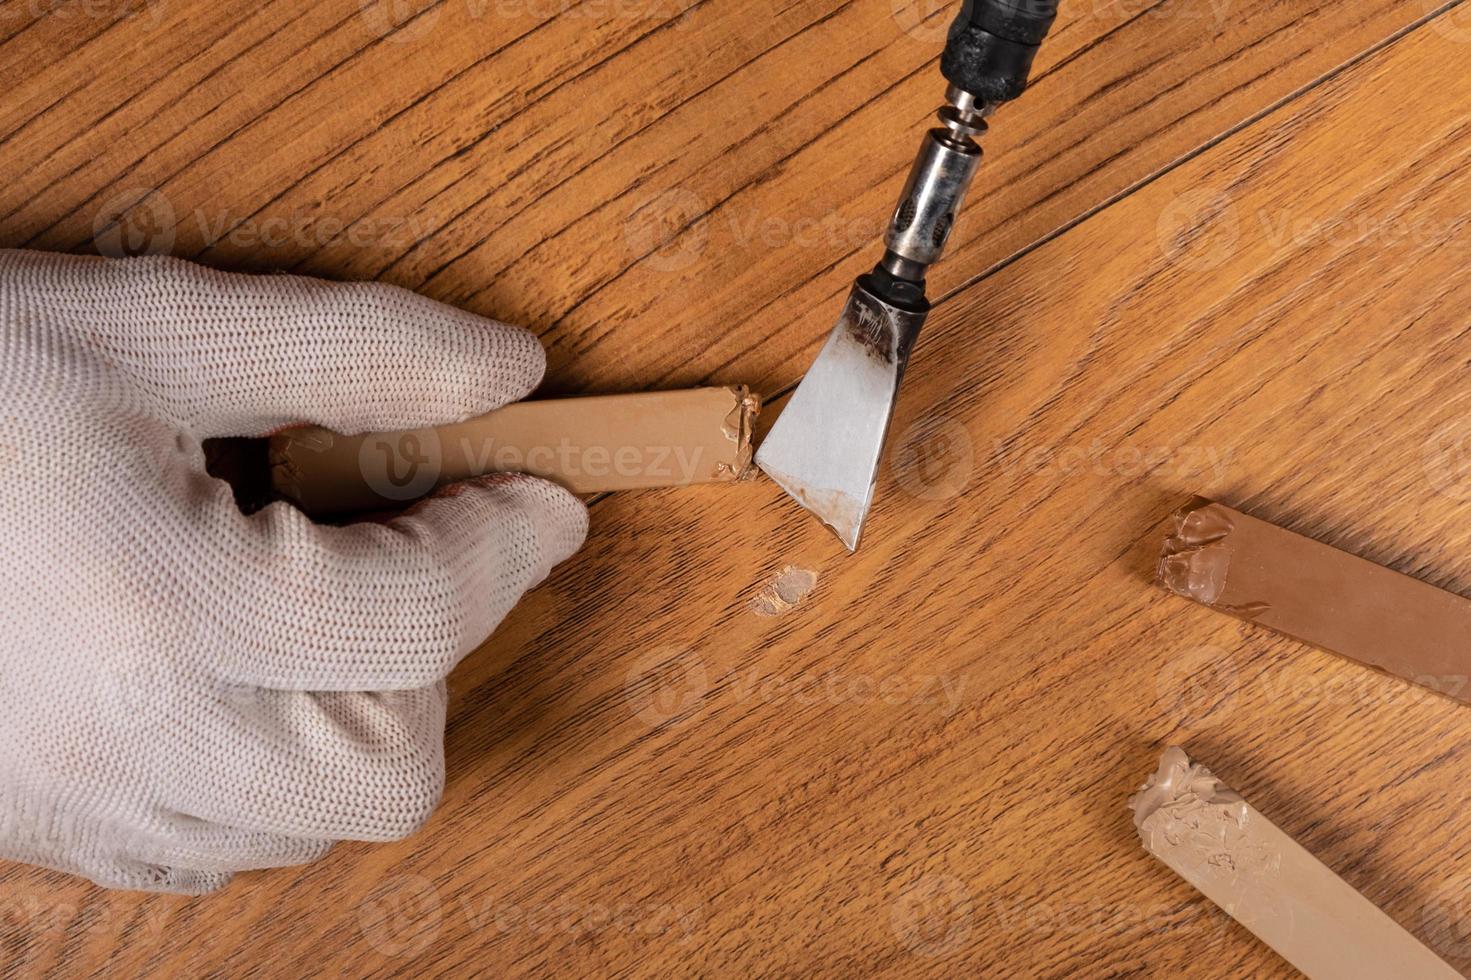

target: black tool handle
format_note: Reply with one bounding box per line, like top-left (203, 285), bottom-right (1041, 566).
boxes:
top-left (941, 0), bottom-right (1059, 103)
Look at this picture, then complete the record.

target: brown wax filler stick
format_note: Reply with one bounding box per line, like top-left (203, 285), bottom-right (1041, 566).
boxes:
top-left (1157, 497), bottom-right (1471, 703)
top-left (1130, 747), bottom-right (1458, 979)
top-left (270, 386), bottom-right (760, 517)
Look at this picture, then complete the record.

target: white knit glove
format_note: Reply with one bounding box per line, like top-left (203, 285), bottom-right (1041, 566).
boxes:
top-left (0, 249), bottom-right (588, 894)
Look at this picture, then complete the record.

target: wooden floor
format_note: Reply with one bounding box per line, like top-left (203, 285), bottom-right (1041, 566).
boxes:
top-left (5, 0), bottom-right (1471, 975)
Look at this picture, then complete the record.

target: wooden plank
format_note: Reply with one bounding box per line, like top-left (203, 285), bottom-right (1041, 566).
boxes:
top-left (0, 0), bottom-right (1442, 400)
top-left (5, 13), bottom-right (1471, 978)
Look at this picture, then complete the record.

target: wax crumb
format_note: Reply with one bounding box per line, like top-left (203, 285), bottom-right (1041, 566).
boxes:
top-left (749, 565), bottom-right (819, 616)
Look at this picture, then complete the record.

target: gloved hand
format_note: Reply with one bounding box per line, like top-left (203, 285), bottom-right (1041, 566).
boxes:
top-left (0, 249), bottom-right (587, 894)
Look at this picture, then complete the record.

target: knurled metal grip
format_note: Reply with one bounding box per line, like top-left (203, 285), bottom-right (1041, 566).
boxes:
top-left (868, 0), bottom-right (1058, 307)
top-left (941, 0), bottom-right (1059, 103)
top-left (884, 125), bottom-right (983, 270)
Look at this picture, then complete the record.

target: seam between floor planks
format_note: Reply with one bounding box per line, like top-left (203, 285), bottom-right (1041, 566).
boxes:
top-left (719, 0), bottom-right (1471, 421)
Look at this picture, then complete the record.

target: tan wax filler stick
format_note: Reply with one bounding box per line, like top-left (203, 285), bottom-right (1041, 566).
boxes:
top-left (270, 386), bottom-right (759, 516)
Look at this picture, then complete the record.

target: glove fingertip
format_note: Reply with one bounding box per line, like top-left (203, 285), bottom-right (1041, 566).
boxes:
top-left (462, 473), bottom-right (589, 572)
top-left (372, 282), bottom-right (548, 421)
top-left (531, 478), bottom-right (589, 570)
top-left (454, 315), bottom-right (547, 413)
top-left (496, 321), bottom-right (549, 405)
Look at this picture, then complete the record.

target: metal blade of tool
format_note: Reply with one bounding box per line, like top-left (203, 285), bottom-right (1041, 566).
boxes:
top-left (756, 0), bottom-right (1060, 550)
top-left (756, 279), bottom-right (925, 550)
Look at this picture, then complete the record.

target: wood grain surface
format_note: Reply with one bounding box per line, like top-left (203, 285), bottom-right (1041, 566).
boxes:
top-left (4, 0), bottom-right (1471, 976)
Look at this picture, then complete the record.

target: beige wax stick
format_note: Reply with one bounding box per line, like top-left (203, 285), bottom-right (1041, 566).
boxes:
top-left (1129, 748), bottom-right (1457, 979)
top-left (270, 386), bottom-right (760, 516)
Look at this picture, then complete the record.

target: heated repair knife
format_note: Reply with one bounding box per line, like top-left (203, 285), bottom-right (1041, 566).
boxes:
top-left (755, 0), bottom-right (1059, 550)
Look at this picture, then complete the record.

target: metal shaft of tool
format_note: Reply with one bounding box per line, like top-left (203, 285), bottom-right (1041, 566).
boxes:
top-left (877, 86), bottom-right (993, 290)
